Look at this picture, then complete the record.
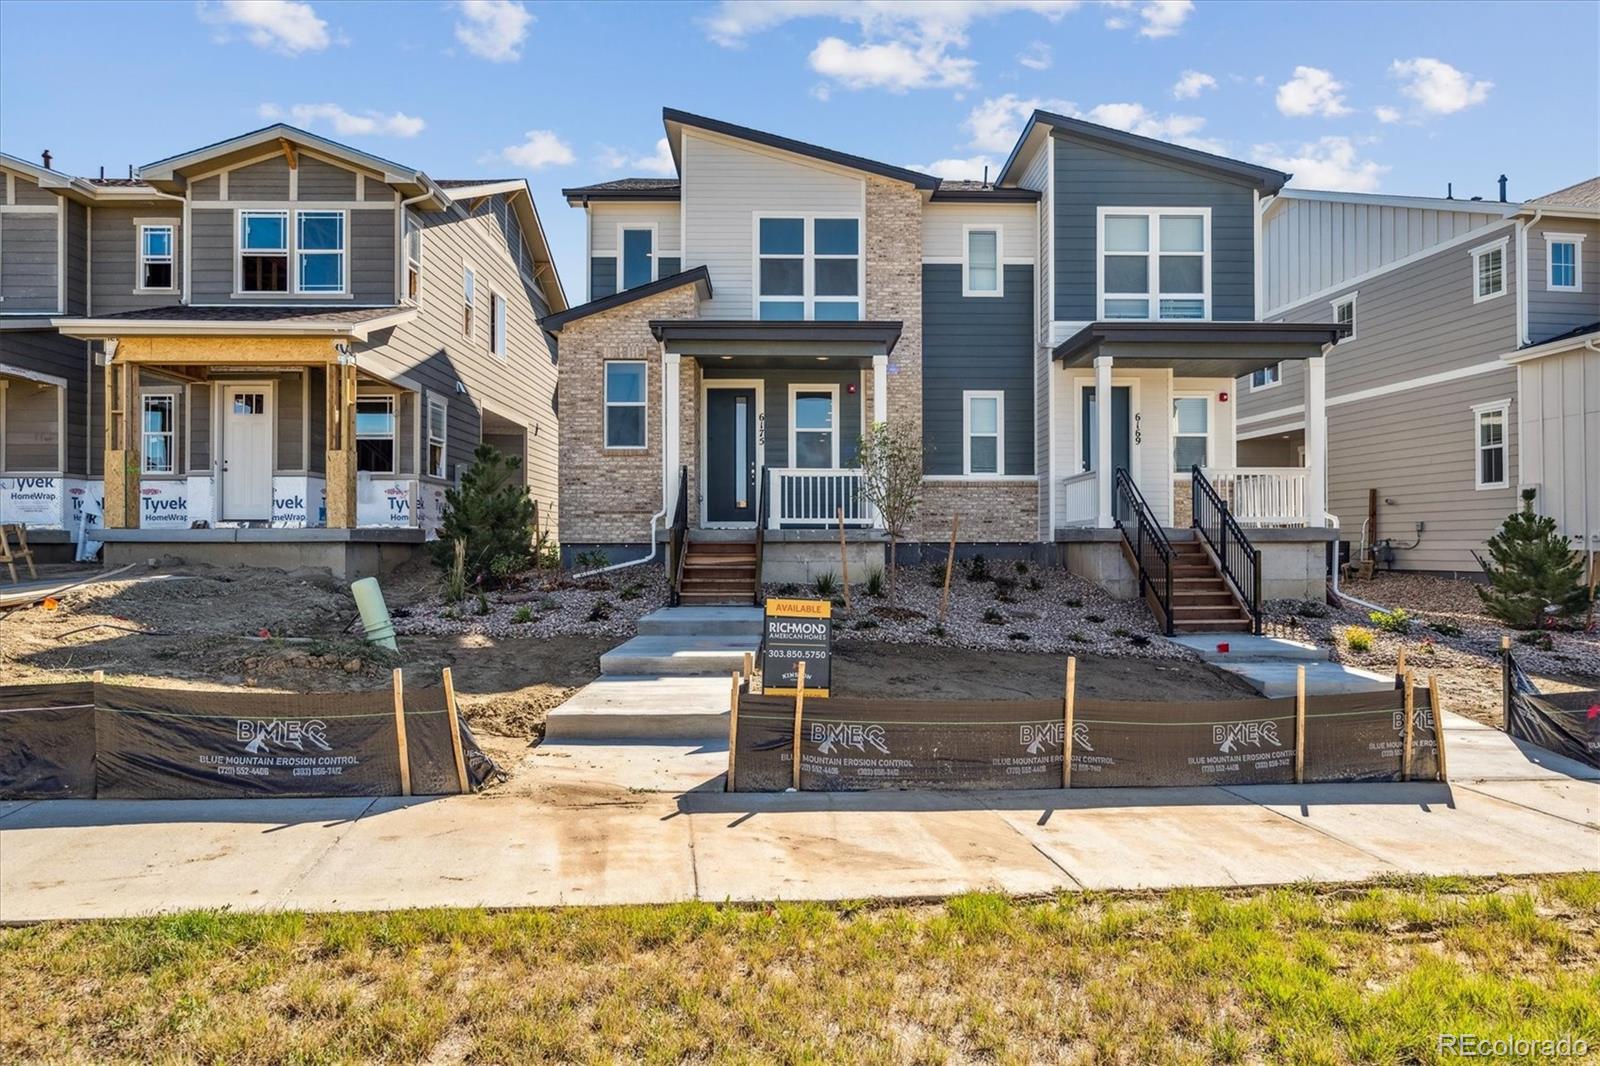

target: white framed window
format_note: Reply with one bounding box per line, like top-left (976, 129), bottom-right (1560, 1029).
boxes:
top-left (355, 395), bottom-right (396, 474)
top-left (756, 215), bottom-right (861, 321)
top-left (489, 291), bottom-right (506, 357)
top-left (1472, 400), bottom-right (1509, 490)
top-left (1250, 364), bottom-right (1281, 391)
top-left (1172, 395), bottom-right (1211, 473)
top-left (403, 212), bottom-right (423, 303)
top-left (136, 223), bottom-right (175, 292)
top-left (619, 225), bottom-right (655, 290)
top-left (426, 395), bottom-right (448, 479)
top-left (462, 265), bottom-right (475, 339)
top-left (1097, 207), bottom-right (1210, 320)
top-left (1545, 232), bottom-right (1584, 292)
top-left (1332, 291), bottom-right (1357, 342)
top-left (789, 384), bottom-right (840, 469)
top-left (963, 226), bottom-right (1001, 297)
top-left (238, 210), bottom-right (289, 293)
top-left (1470, 238), bottom-right (1507, 303)
top-left (604, 362), bottom-right (647, 449)
top-left (141, 393), bottom-right (176, 474)
top-left (297, 211), bottom-right (345, 294)
top-left (238, 209), bottom-right (348, 295)
top-left (963, 390), bottom-right (1004, 475)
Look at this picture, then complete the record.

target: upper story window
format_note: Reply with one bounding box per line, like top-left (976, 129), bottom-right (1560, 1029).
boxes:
top-left (1250, 364), bottom-right (1281, 391)
top-left (238, 209), bottom-right (346, 295)
top-left (462, 266), bottom-right (476, 339)
top-left (138, 224), bottom-right (175, 292)
top-left (298, 212), bottom-right (345, 294)
top-left (757, 215), bottom-right (860, 321)
top-left (1098, 208), bottom-right (1210, 321)
top-left (403, 213), bottom-right (422, 303)
top-left (1471, 238), bottom-right (1507, 303)
top-left (239, 211), bottom-right (289, 293)
top-left (1546, 232), bottom-right (1584, 292)
top-left (964, 227), bottom-right (1001, 297)
top-left (1332, 292), bottom-right (1357, 342)
top-left (621, 226), bottom-right (654, 290)
top-left (489, 291), bottom-right (506, 357)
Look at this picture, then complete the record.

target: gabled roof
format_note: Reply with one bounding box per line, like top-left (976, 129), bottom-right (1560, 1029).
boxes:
top-left (55, 304), bottom-right (417, 341)
top-left (541, 266), bottom-right (712, 331)
top-left (1269, 187), bottom-right (1520, 217)
top-left (563, 178), bottom-right (681, 204)
top-left (997, 110), bottom-right (1289, 193)
top-left (662, 108), bottom-right (939, 190)
top-left (1527, 176), bottom-right (1600, 210)
top-left (0, 151), bottom-right (76, 189)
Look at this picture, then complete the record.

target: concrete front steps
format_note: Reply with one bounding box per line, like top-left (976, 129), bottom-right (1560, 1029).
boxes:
top-left (599, 607), bottom-right (764, 676)
top-left (1169, 633), bottom-right (1393, 697)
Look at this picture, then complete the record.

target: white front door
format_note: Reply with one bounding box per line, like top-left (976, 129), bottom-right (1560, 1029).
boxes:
top-left (220, 384), bottom-right (273, 521)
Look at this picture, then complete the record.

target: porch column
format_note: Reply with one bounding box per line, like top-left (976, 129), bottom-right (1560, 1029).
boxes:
top-left (102, 352), bottom-right (140, 529)
top-left (324, 359), bottom-right (357, 529)
top-left (1095, 354), bottom-right (1113, 528)
top-left (662, 351), bottom-right (681, 512)
top-left (871, 355), bottom-right (887, 425)
top-left (1304, 354), bottom-right (1328, 527)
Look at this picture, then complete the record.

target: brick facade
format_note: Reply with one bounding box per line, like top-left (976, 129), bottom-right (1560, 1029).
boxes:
top-left (864, 178), bottom-right (922, 428)
top-left (915, 478), bottom-right (1040, 543)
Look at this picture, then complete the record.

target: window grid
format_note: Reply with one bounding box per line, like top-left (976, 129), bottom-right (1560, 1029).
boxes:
top-left (963, 390), bottom-right (1004, 476)
top-left (604, 362), bottom-right (647, 450)
top-left (1546, 234), bottom-right (1583, 292)
top-left (142, 394), bottom-right (176, 475)
top-left (1471, 240), bottom-right (1507, 303)
top-left (138, 224), bottom-right (175, 292)
top-left (1172, 395), bottom-right (1210, 474)
top-left (426, 396), bottom-right (448, 480)
top-left (756, 215), bottom-right (861, 321)
top-left (1098, 207), bottom-right (1210, 321)
top-left (963, 227), bottom-right (1001, 298)
top-left (1473, 403), bottom-right (1509, 490)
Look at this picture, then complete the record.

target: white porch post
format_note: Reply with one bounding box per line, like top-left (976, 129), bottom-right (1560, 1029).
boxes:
top-left (1094, 354), bottom-right (1114, 528)
top-left (871, 355), bottom-right (887, 425)
top-left (662, 351), bottom-right (681, 514)
top-left (1304, 354), bottom-right (1328, 527)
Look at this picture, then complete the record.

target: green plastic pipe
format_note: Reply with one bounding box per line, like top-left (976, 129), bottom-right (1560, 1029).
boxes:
top-left (351, 576), bottom-right (398, 651)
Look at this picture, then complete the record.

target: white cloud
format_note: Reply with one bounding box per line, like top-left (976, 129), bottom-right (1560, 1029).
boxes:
top-left (1082, 101), bottom-right (1224, 153)
top-left (597, 138), bottom-right (675, 176)
top-left (964, 94), bottom-right (1074, 152)
top-left (1254, 136), bottom-right (1388, 192)
top-left (499, 130), bottom-right (575, 169)
top-left (811, 82), bottom-right (833, 102)
top-left (1374, 105), bottom-right (1402, 124)
top-left (1018, 41), bottom-right (1052, 70)
top-left (1172, 70), bottom-right (1216, 99)
top-left (908, 155), bottom-right (997, 181)
top-left (809, 36), bottom-right (975, 92)
top-left (200, 0), bottom-right (330, 55)
top-left (959, 94), bottom-right (1224, 160)
top-left (1275, 65), bottom-right (1351, 118)
top-left (258, 103), bottom-right (424, 138)
top-left (1135, 0), bottom-right (1193, 38)
top-left (453, 0), bottom-right (532, 63)
top-left (1389, 57), bottom-right (1491, 115)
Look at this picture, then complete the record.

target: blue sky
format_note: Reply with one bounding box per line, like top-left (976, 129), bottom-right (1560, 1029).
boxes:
top-left (3, 1), bottom-right (1596, 302)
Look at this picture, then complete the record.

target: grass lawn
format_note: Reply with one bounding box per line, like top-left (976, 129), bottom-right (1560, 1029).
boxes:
top-left (2, 875), bottom-right (1596, 1064)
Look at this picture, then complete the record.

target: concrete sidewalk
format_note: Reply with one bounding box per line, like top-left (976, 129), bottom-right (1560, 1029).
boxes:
top-left (3, 709), bottom-right (1596, 921)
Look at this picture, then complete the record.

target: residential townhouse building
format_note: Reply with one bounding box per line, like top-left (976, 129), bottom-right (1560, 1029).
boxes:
top-left (1239, 178), bottom-right (1599, 575)
top-left (0, 126), bottom-right (567, 575)
top-left (547, 108), bottom-right (1342, 624)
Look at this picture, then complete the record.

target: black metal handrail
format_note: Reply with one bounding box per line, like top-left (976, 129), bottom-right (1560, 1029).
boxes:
top-left (668, 465), bottom-right (689, 607)
top-left (1113, 467), bottom-right (1175, 636)
top-left (752, 469), bottom-right (770, 606)
top-left (1190, 465), bottom-right (1263, 635)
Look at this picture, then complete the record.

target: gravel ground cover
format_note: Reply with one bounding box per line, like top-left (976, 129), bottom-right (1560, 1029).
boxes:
top-left (391, 564), bottom-right (670, 641)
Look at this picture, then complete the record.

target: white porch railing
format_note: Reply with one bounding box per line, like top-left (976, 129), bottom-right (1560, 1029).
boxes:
top-left (1059, 470), bottom-right (1099, 527)
top-left (767, 467), bottom-right (876, 528)
top-left (1204, 467), bottom-right (1308, 526)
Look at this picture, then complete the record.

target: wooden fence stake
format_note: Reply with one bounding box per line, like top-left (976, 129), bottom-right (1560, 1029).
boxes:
top-left (392, 668), bottom-right (412, 797)
top-left (938, 515), bottom-right (960, 626)
top-left (441, 667), bottom-right (470, 794)
top-left (1428, 673), bottom-right (1448, 782)
top-left (1500, 635), bottom-right (1511, 732)
top-left (1396, 645), bottom-right (1406, 681)
top-left (727, 670), bottom-right (741, 792)
top-left (790, 660), bottom-right (806, 791)
top-left (1401, 669), bottom-right (1415, 782)
top-left (743, 650), bottom-right (753, 681)
top-left (92, 669), bottom-right (104, 685)
top-left (1062, 657), bottom-right (1077, 789)
top-left (836, 506), bottom-right (851, 610)
top-left (1294, 664), bottom-right (1307, 784)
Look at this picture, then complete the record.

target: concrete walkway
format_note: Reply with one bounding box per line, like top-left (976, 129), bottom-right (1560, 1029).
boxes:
top-left (3, 709), bottom-right (1596, 922)
top-left (1169, 633), bottom-right (1394, 696)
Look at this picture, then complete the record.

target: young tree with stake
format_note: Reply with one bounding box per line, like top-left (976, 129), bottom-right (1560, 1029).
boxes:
top-left (855, 419), bottom-right (923, 608)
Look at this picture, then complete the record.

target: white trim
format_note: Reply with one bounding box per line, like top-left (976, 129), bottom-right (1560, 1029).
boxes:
top-left (616, 222), bottom-right (658, 289)
top-left (1095, 206), bottom-right (1211, 321)
top-left (603, 359), bottom-right (648, 450)
top-left (1071, 375), bottom-right (1142, 476)
top-left (961, 224), bottom-right (1003, 298)
top-left (0, 361), bottom-right (69, 389)
top-left (488, 288), bottom-right (507, 358)
top-left (1543, 231), bottom-right (1584, 292)
top-left (233, 207), bottom-right (350, 298)
top-left (0, 204), bottom-right (60, 214)
top-left (1471, 399), bottom-right (1511, 490)
top-left (1469, 236), bottom-right (1509, 304)
top-left (1330, 290), bottom-right (1357, 342)
top-left (193, 200), bottom-right (390, 211)
top-left (1270, 186), bottom-right (1521, 216)
top-left (1249, 363), bottom-right (1282, 392)
top-left (402, 210), bottom-right (423, 306)
top-left (425, 393), bottom-right (448, 480)
top-left (753, 212), bottom-right (864, 321)
top-left (133, 220), bottom-right (177, 294)
top-left (139, 390), bottom-right (178, 476)
top-left (698, 378), bottom-right (767, 528)
top-left (352, 390), bottom-right (398, 475)
top-left (961, 389), bottom-right (1005, 476)
top-left (788, 383), bottom-right (842, 470)
top-left (1236, 358), bottom-right (1513, 428)
top-left (922, 475), bottom-right (1037, 484)
top-left (1500, 328), bottom-right (1600, 364)
top-left (1171, 390), bottom-right (1214, 474)
top-left (1252, 188), bottom-right (1263, 320)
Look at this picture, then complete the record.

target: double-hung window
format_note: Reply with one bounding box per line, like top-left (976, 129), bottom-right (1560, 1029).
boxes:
top-left (604, 362), bottom-right (646, 449)
top-left (1173, 396), bottom-right (1210, 473)
top-left (239, 211), bottom-right (289, 292)
top-left (1099, 208), bottom-right (1209, 320)
top-left (1473, 401), bottom-right (1509, 490)
top-left (426, 395), bottom-right (448, 479)
top-left (963, 391), bottom-right (1003, 475)
top-left (138, 224), bottom-right (174, 291)
top-left (355, 396), bottom-right (396, 473)
top-left (791, 387), bottom-right (838, 468)
top-left (964, 227), bottom-right (1000, 297)
top-left (142, 394), bottom-right (176, 474)
top-left (1250, 364), bottom-right (1281, 391)
top-left (238, 210), bottom-right (347, 294)
top-left (462, 266), bottom-right (475, 339)
top-left (298, 211), bottom-right (345, 294)
top-left (489, 292), bottom-right (506, 357)
top-left (1332, 292), bottom-right (1357, 342)
top-left (403, 213), bottom-right (422, 302)
top-left (1471, 238), bottom-right (1507, 302)
top-left (757, 216), bottom-right (860, 321)
top-left (620, 226), bottom-right (654, 290)
top-left (1546, 233), bottom-right (1583, 292)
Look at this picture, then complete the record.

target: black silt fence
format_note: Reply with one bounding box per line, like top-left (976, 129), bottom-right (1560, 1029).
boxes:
top-left (1504, 647), bottom-right (1600, 770)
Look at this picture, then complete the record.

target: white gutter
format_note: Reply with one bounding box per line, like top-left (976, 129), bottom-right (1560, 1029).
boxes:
top-left (1325, 512), bottom-right (1389, 614)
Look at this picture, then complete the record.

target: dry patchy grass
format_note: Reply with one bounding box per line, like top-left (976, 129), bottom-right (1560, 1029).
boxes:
top-left (2, 876), bottom-right (1597, 1064)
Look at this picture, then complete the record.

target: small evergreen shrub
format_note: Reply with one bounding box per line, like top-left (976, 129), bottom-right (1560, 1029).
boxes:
top-left (1479, 489), bottom-right (1590, 628)
top-left (1085, 614), bottom-right (1106, 625)
top-left (1027, 577), bottom-right (1044, 592)
top-left (993, 575), bottom-right (1018, 603)
top-left (1516, 630), bottom-right (1554, 651)
top-left (1014, 560), bottom-right (1029, 575)
top-left (965, 554), bottom-right (992, 582)
top-left (1126, 634), bottom-right (1151, 647)
top-left (1427, 619), bottom-right (1464, 638)
top-left (431, 445), bottom-right (536, 583)
top-left (1063, 597), bottom-right (1083, 609)
top-left (587, 598), bottom-right (614, 622)
top-left (1007, 631), bottom-right (1031, 642)
top-left (619, 583), bottom-right (643, 601)
top-left (1069, 632), bottom-right (1091, 643)
top-left (574, 549), bottom-right (610, 571)
top-left (1294, 600), bottom-right (1329, 619)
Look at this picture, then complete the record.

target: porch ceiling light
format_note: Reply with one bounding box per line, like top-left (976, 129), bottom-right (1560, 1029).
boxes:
top-left (719, 355), bottom-right (733, 360)
top-left (816, 356), bottom-right (829, 361)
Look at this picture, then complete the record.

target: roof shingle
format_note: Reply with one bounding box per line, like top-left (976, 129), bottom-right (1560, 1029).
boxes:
top-left (1528, 177), bottom-right (1600, 210)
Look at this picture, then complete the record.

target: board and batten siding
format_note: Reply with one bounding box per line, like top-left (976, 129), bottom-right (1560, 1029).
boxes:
top-left (90, 204), bottom-right (184, 315)
top-left (1052, 132), bottom-right (1257, 323)
top-left (1261, 195), bottom-right (1508, 315)
top-left (1527, 220), bottom-right (1600, 343)
top-left (1517, 346), bottom-right (1599, 545)
top-left (922, 263), bottom-right (1034, 476)
top-left (680, 130), bottom-right (863, 320)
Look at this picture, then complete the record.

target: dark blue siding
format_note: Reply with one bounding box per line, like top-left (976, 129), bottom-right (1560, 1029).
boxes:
top-left (590, 256), bottom-right (616, 300)
top-left (1053, 133), bottom-right (1256, 322)
top-left (921, 263), bottom-right (1034, 476)
top-left (702, 367), bottom-right (862, 469)
top-left (658, 256), bottom-right (681, 277)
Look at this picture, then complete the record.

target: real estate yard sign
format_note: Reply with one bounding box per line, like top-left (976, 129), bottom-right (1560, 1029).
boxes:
top-left (763, 597), bottom-right (832, 698)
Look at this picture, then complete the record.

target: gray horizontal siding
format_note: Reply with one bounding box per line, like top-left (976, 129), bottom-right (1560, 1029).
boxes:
top-left (0, 329), bottom-right (89, 475)
top-left (298, 157), bottom-right (357, 200)
top-left (90, 205), bottom-right (184, 314)
top-left (229, 157), bottom-right (290, 200)
top-left (64, 201), bottom-right (87, 315)
top-left (0, 211), bottom-right (60, 310)
top-left (922, 263), bottom-right (1035, 476)
top-left (189, 206), bottom-right (396, 304)
top-left (1527, 221), bottom-right (1600, 343)
top-left (1053, 132), bottom-right (1255, 322)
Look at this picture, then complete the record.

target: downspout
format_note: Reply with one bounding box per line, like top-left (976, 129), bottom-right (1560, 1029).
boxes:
top-left (573, 344), bottom-right (669, 579)
top-left (1516, 209), bottom-right (1543, 346)
top-left (1325, 512), bottom-right (1388, 613)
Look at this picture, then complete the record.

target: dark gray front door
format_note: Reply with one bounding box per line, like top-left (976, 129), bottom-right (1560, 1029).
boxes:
top-left (706, 387), bottom-right (758, 524)
top-left (1081, 385), bottom-right (1133, 519)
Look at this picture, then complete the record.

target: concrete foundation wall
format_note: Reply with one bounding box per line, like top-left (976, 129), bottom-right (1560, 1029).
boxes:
top-left (102, 538), bottom-right (418, 581)
top-left (1057, 533), bottom-right (1330, 602)
top-left (761, 540), bottom-right (886, 585)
